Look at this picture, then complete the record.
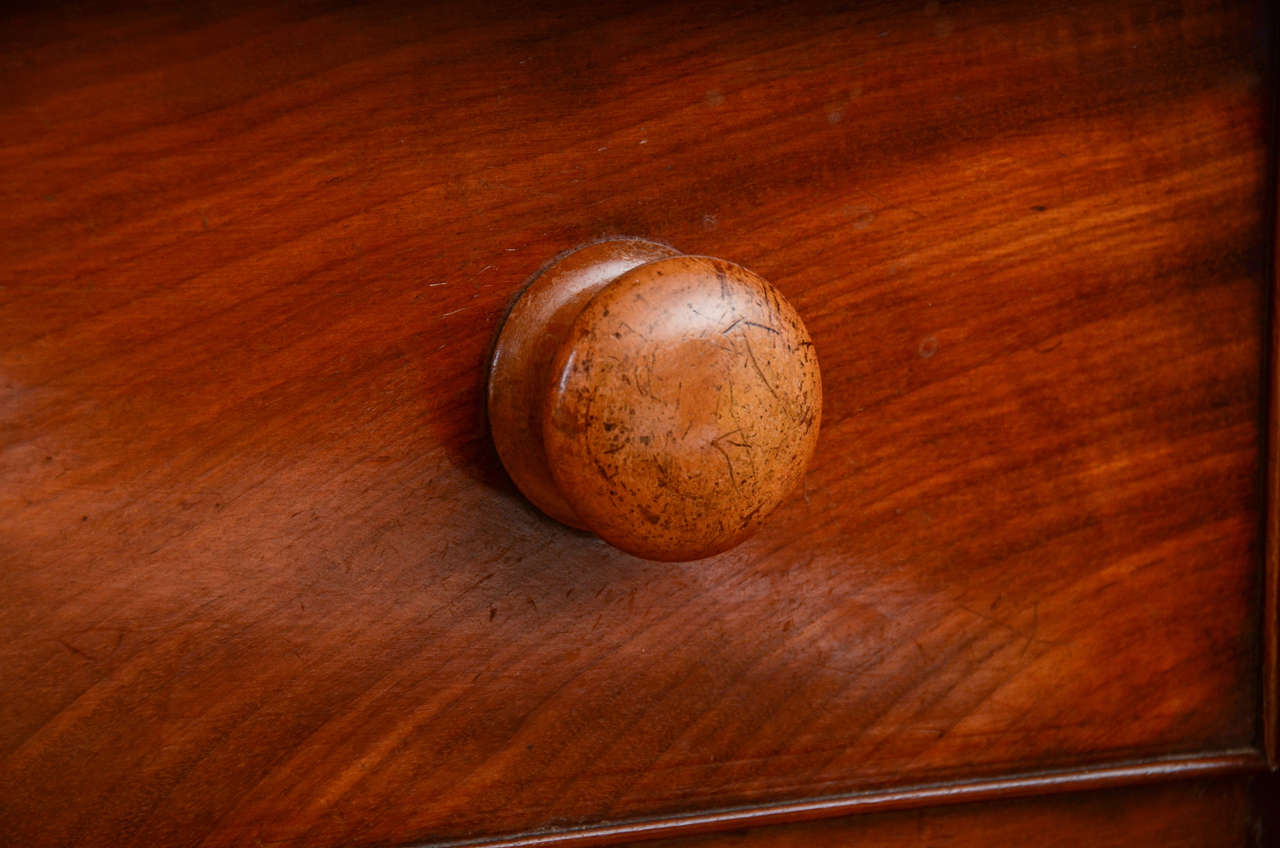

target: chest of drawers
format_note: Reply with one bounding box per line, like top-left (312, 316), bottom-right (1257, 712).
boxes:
top-left (1, 1), bottom-right (1276, 845)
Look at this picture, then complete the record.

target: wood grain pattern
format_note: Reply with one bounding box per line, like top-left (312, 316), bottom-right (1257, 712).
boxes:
top-left (0, 1), bottom-right (1272, 847)
top-left (615, 778), bottom-right (1260, 848)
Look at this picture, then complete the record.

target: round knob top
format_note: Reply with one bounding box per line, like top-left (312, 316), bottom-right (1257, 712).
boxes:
top-left (544, 255), bottom-right (820, 560)
top-left (488, 239), bottom-right (821, 562)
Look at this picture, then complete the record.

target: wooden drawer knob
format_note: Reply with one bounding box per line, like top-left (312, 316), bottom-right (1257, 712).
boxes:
top-left (488, 238), bottom-right (821, 561)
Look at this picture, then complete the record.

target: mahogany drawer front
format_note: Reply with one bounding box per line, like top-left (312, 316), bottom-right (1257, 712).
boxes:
top-left (0, 1), bottom-right (1273, 847)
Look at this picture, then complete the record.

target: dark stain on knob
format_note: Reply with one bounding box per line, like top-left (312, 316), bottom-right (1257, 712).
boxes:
top-left (488, 238), bottom-right (821, 561)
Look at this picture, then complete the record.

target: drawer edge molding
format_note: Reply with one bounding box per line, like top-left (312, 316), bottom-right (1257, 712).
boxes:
top-left (431, 749), bottom-right (1266, 848)
top-left (1266, 51), bottom-right (1280, 769)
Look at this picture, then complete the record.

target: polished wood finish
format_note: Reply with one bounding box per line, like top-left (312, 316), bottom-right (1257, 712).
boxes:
top-left (621, 778), bottom-right (1259, 848)
top-left (0, 1), bottom-right (1273, 846)
top-left (491, 239), bottom-right (821, 561)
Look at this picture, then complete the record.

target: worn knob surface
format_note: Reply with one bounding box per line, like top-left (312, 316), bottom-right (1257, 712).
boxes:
top-left (488, 238), bottom-right (821, 561)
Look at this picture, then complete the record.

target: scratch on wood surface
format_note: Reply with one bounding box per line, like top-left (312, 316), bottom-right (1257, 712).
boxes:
top-left (55, 637), bottom-right (95, 661)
